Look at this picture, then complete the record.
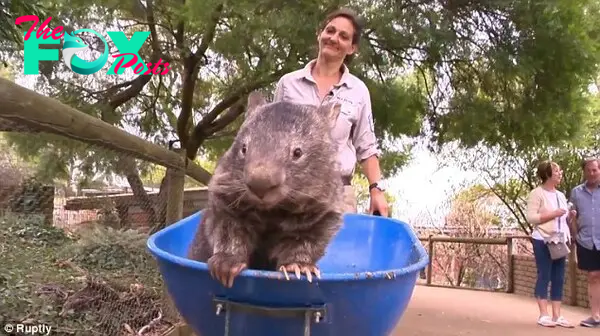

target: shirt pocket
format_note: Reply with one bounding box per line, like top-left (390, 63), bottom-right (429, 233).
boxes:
top-left (331, 103), bottom-right (356, 143)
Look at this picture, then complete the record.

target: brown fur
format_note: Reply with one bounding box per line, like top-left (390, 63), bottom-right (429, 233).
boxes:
top-left (187, 91), bottom-right (345, 287)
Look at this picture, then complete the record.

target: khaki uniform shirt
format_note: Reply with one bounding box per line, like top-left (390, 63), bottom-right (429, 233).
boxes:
top-left (272, 60), bottom-right (381, 178)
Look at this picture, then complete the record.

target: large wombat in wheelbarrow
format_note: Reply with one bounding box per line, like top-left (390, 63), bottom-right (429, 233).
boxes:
top-left (186, 91), bottom-right (346, 289)
top-left (147, 211), bottom-right (429, 336)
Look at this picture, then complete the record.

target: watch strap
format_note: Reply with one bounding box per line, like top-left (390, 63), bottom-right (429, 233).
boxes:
top-left (369, 182), bottom-right (383, 191)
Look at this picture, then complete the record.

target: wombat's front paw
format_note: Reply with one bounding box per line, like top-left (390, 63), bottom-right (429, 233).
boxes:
top-left (278, 263), bottom-right (321, 283)
top-left (207, 253), bottom-right (248, 288)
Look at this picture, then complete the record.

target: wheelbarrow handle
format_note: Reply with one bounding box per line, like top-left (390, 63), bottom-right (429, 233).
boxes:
top-left (213, 296), bottom-right (327, 336)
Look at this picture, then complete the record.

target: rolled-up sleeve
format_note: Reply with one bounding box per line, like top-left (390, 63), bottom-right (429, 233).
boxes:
top-left (352, 90), bottom-right (381, 161)
top-left (273, 78), bottom-right (285, 102)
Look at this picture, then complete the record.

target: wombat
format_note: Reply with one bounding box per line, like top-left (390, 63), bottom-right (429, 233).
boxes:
top-left (187, 91), bottom-right (345, 288)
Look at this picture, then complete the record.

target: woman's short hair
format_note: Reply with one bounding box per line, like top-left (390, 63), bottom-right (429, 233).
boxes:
top-left (536, 160), bottom-right (557, 183)
top-left (318, 8), bottom-right (364, 64)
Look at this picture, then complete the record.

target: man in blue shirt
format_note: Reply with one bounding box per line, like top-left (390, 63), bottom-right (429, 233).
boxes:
top-left (569, 157), bottom-right (600, 328)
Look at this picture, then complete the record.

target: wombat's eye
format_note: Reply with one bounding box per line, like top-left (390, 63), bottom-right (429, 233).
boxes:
top-left (292, 148), bottom-right (303, 159)
top-left (241, 144), bottom-right (247, 155)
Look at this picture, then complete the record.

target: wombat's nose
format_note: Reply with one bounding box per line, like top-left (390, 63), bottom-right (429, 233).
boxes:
top-left (246, 178), bottom-right (280, 198)
top-left (245, 169), bottom-right (283, 198)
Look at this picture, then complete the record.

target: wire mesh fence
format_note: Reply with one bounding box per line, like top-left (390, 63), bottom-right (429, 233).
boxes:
top-left (0, 116), bottom-right (205, 336)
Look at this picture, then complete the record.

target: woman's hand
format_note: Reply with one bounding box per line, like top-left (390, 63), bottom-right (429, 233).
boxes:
top-left (369, 188), bottom-right (389, 217)
top-left (553, 208), bottom-right (567, 218)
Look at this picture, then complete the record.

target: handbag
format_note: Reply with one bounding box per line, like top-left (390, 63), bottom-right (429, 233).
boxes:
top-left (544, 193), bottom-right (571, 260)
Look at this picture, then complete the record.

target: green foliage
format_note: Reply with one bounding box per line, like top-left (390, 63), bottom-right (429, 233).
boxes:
top-left (452, 183), bottom-right (491, 203)
top-left (456, 92), bottom-right (600, 234)
top-left (431, 0), bottom-right (600, 151)
top-left (3, 0), bottom-right (600, 190)
top-left (0, 213), bottom-right (168, 335)
top-left (1, 211), bottom-right (72, 247)
top-left (450, 184), bottom-right (503, 226)
top-left (0, 1), bottom-right (48, 55)
top-left (62, 225), bottom-right (156, 272)
top-left (448, 127), bottom-right (600, 234)
top-left (4, 132), bottom-right (160, 188)
top-left (0, 212), bottom-right (74, 327)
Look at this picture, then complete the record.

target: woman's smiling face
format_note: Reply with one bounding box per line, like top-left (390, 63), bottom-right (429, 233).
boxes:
top-left (317, 16), bottom-right (357, 62)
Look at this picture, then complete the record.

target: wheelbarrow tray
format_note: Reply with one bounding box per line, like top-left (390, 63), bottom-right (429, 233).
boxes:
top-left (147, 211), bottom-right (429, 336)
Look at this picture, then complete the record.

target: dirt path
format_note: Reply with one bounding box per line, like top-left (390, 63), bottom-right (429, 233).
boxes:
top-left (394, 285), bottom-right (594, 335)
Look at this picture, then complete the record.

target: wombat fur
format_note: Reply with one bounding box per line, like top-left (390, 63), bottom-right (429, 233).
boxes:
top-left (187, 91), bottom-right (345, 288)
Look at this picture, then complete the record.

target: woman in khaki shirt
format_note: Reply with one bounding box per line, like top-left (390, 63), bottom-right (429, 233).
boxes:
top-left (273, 8), bottom-right (389, 216)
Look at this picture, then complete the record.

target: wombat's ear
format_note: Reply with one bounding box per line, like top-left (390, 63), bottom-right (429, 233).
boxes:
top-left (246, 91), bottom-right (268, 118)
top-left (320, 102), bottom-right (342, 127)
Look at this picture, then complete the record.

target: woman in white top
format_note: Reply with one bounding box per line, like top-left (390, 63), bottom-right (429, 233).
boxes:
top-left (525, 160), bottom-right (575, 328)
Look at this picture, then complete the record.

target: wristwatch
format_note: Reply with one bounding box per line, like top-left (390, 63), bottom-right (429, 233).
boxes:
top-left (369, 180), bottom-right (386, 192)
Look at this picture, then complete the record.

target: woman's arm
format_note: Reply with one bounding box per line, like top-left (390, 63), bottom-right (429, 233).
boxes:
top-left (272, 78), bottom-right (285, 102)
top-left (354, 89), bottom-right (382, 184)
top-left (567, 190), bottom-right (579, 234)
top-left (525, 189), bottom-right (558, 225)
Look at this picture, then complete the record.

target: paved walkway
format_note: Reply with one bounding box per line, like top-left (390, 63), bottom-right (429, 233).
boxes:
top-left (394, 285), bottom-right (594, 335)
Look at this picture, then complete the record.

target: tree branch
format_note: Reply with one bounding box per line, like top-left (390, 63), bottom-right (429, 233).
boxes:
top-left (176, 3), bottom-right (224, 147)
top-left (105, 0), bottom-right (165, 110)
top-left (206, 101), bottom-right (245, 135)
top-left (185, 71), bottom-right (287, 159)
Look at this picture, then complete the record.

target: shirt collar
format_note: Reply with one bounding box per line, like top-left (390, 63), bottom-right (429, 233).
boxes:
top-left (298, 59), bottom-right (353, 89)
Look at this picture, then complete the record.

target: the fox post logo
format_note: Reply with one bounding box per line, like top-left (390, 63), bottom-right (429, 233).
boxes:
top-left (15, 15), bottom-right (171, 76)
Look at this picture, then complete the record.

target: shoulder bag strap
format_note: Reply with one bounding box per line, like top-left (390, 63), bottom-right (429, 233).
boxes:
top-left (555, 193), bottom-right (562, 231)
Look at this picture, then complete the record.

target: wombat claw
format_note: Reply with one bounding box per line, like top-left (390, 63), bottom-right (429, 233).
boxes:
top-left (279, 263), bottom-right (321, 282)
top-left (212, 262), bottom-right (247, 288)
top-left (207, 254), bottom-right (247, 288)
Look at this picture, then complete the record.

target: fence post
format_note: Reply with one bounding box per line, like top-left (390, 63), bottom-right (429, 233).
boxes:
top-left (568, 245), bottom-right (578, 306)
top-left (163, 153), bottom-right (186, 324)
top-left (506, 237), bottom-right (514, 293)
top-left (165, 168), bottom-right (185, 226)
top-left (426, 235), bottom-right (434, 285)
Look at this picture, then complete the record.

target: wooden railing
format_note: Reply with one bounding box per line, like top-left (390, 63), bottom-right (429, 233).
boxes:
top-left (418, 235), bottom-right (582, 306)
top-left (418, 235), bottom-right (530, 293)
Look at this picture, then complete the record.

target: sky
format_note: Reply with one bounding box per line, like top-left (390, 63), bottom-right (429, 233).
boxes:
top-left (384, 144), bottom-right (480, 225)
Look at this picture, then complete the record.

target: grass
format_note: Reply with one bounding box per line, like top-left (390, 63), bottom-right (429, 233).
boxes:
top-left (0, 212), bottom-right (175, 335)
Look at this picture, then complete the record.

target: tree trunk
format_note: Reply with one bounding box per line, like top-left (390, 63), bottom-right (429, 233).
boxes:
top-left (116, 156), bottom-right (160, 228)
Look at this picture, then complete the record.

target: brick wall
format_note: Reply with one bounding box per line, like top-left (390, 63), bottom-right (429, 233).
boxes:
top-left (513, 254), bottom-right (589, 307)
top-left (64, 187), bottom-right (208, 228)
top-left (123, 188), bottom-right (208, 227)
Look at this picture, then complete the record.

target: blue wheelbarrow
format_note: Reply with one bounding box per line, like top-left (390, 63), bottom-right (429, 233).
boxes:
top-left (147, 211), bottom-right (429, 336)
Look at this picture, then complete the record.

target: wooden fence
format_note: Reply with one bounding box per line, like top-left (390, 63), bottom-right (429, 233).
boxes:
top-left (419, 235), bottom-right (588, 308)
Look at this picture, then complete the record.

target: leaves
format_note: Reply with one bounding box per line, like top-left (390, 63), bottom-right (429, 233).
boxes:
top-left (1, 211), bottom-right (168, 335)
top-left (2, 0), bottom-right (599, 188)
top-left (430, 0), bottom-right (600, 151)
